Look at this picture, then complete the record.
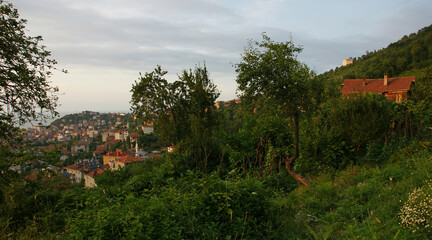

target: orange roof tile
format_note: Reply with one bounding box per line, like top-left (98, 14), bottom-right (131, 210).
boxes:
top-left (64, 163), bottom-right (84, 171)
top-left (341, 76), bottom-right (415, 95)
top-left (130, 132), bottom-right (140, 138)
top-left (86, 168), bottom-right (105, 178)
top-left (104, 149), bottom-right (134, 157)
top-left (117, 156), bottom-right (146, 164)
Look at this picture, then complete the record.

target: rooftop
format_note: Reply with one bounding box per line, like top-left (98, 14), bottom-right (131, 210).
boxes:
top-left (341, 76), bottom-right (415, 95)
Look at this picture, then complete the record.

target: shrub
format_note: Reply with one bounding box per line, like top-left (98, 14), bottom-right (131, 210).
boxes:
top-left (399, 180), bottom-right (432, 235)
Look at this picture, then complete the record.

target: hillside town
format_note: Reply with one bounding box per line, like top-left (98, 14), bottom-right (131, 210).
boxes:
top-left (21, 111), bottom-right (162, 187)
top-left (20, 100), bottom-right (241, 188)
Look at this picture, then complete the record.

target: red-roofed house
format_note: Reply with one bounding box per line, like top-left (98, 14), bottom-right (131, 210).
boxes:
top-left (93, 144), bottom-right (108, 156)
top-left (64, 163), bottom-right (85, 183)
top-left (341, 74), bottom-right (415, 103)
top-left (102, 149), bottom-right (135, 165)
top-left (108, 156), bottom-right (146, 170)
top-left (64, 159), bottom-right (108, 188)
top-left (130, 132), bottom-right (140, 142)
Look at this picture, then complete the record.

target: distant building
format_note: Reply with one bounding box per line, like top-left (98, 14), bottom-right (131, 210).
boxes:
top-left (63, 158), bottom-right (108, 188)
top-left (57, 134), bottom-right (71, 142)
top-left (93, 144), bottom-right (108, 156)
top-left (71, 142), bottom-right (89, 154)
top-left (108, 156), bottom-right (146, 171)
top-left (84, 168), bottom-right (105, 188)
top-left (102, 149), bottom-right (135, 165)
top-left (101, 131), bottom-right (115, 142)
top-left (343, 59), bottom-right (353, 66)
top-left (115, 130), bottom-right (129, 141)
top-left (341, 74), bottom-right (415, 103)
top-left (87, 129), bottom-right (98, 138)
top-left (130, 132), bottom-right (141, 142)
top-left (142, 125), bottom-right (154, 134)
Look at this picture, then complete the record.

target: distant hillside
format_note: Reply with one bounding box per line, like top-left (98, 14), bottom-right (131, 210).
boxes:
top-left (320, 24), bottom-right (432, 83)
top-left (50, 111), bottom-right (132, 128)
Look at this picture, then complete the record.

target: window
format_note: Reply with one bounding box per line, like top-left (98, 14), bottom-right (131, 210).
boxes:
top-left (396, 94), bottom-right (402, 103)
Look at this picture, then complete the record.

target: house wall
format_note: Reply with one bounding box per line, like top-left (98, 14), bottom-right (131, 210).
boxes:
top-left (101, 132), bottom-right (114, 142)
top-left (103, 155), bottom-right (116, 165)
top-left (84, 174), bottom-right (97, 188)
top-left (384, 91), bottom-right (409, 103)
top-left (115, 131), bottom-right (129, 141)
top-left (66, 168), bottom-right (83, 183)
top-left (108, 160), bottom-right (125, 170)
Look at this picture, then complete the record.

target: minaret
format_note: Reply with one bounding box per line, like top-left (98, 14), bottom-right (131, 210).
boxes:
top-left (135, 141), bottom-right (139, 157)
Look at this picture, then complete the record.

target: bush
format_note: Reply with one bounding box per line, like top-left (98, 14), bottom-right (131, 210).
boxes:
top-left (399, 180), bottom-right (432, 235)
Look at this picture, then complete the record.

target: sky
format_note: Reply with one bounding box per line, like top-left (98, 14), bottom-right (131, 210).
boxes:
top-left (10, 0), bottom-right (432, 113)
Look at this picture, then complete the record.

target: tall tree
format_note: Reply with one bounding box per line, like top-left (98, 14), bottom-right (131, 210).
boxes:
top-left (130, 66), bottom-right (188, 144)
top-left (130, 64), bottom-right (220, 171)
top-left (236, 34), bottom-right (320, 187)
top-left (0, 0), bottom-right (62, 142)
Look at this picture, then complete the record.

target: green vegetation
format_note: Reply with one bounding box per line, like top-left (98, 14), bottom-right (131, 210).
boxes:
top-left (2, 1), bottom-right (432, 239)
top-left (3, 142), bottom-right (432, 239)
top-left (131, 64), bottom-right (220, 172)
top-left (320, 24), bottom-right (432, 83)
top-left (0, 0), bottom-right (62, 142)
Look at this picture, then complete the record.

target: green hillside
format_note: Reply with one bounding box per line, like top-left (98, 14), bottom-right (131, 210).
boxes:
top-left (320, 24), bottom-right (432, 83)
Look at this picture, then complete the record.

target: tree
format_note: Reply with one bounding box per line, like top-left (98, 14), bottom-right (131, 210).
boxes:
top-left (235, 34), bottom-right (321, 187)
top-left (328, 93), bottom-right (393, 154)
top-left (130, 66), bottom-right (187, 144)
top-left (1, 0), bottom-right (62, 142)
top-left (130, 64), bottom-right (220, 171)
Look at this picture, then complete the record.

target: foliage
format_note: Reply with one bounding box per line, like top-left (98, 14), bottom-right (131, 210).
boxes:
top-left (320, 24), bottom-right (432, 84)
top-left (130, 64), bottom-right (220, 172)
top-left (236, 33), bottom-right (320, 116)
top-left (0, 0), bottom-right (63, 142)
top-left (399, 180), bottom-right (432, 235)
top-left (329, 93), bottom-right (393, 154)
top-left (235, 33), bottom-right (323, 186)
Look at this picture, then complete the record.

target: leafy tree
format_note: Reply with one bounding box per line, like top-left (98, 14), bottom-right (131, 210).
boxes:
top-left (410, 69), bottom-right (432, 139)
top-left (130, 64), bottom-right (220, 171)
top-left (235, 34), bottom-right (321, 186)
top-left (0, 0), bottom-right (63, 210)
top-left (180, 66), bottom-right (220, 171)
top-left (130, 66), bottom-right (188, 144)
top-left (0, 0), bottom-right (63, 142)
top-left (328, 93), bottom-right (393, 155)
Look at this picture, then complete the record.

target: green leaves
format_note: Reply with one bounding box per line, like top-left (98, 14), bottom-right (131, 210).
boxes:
top-left (235, 33), bottom-right (318, 115)
top-left (131, 64), bottom-right (220, 171)
top-left (0, 0), bottom-right (61, 142)
top-left (329, 93), bottom-right (393, 154)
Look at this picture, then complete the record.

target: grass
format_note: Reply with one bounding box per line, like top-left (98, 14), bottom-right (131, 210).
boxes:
top-left (273, 142), bottom-right (432, 239)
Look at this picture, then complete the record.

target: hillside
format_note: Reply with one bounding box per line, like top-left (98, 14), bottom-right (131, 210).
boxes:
top-left (320, 24), bottom-right (432, 83)
top-left (50, 111), bottom-right (132, 128)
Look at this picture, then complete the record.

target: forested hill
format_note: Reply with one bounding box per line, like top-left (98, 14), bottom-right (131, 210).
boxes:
top-left (319, 24), bottom-right (432, 83)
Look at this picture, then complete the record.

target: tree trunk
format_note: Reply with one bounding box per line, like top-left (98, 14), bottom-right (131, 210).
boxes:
top-left (284, 112), bottom-right (310, 187)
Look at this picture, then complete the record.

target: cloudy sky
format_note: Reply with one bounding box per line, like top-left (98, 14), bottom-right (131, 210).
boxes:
top-left (11, 0), bottom-right (432, 113)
